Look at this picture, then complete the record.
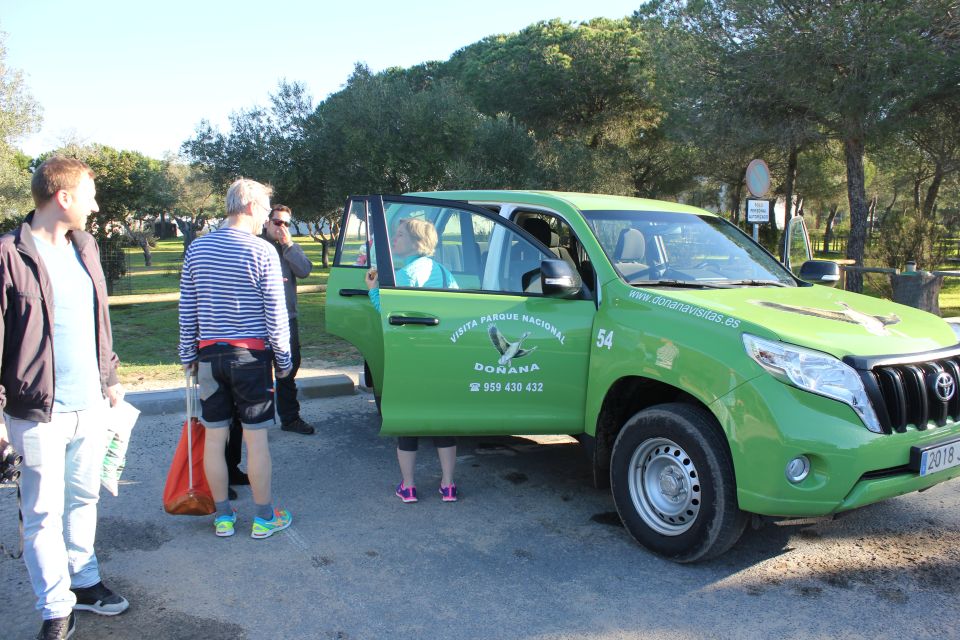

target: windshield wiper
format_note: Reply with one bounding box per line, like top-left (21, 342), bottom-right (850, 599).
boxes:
top-left (631, 279), bottom-right (734, 289)
top-left (721, 279), bottom-right (791, 287)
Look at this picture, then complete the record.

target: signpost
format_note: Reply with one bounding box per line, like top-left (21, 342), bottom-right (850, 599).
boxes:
top-left (745, 159), bottom-right (771, 242)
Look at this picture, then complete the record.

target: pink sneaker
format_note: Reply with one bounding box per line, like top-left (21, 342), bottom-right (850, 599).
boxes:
top-left (396, 482), bottom-right (418, 503)
top-left (439, 483), bottom-right (458, 502)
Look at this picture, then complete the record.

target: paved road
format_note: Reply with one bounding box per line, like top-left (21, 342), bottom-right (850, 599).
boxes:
top-left (2, 390), bottom-right (959, 639)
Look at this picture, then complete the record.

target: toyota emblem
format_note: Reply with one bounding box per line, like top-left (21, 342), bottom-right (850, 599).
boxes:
top-left (934, 372), bottom-right (955, 402)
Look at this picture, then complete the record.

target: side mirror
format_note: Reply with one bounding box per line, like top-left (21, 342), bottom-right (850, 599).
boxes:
top-left (540, 259), bottom-right (581, 298)
top-left (798, 260), bottom-right (840, 287)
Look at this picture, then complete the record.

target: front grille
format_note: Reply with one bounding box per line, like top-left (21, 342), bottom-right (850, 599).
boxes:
top-left (846, 346), bottom-right (960, 434)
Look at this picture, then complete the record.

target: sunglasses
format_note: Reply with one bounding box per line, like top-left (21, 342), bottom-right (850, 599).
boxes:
top-left (271, 219), bottom-right (291, 228)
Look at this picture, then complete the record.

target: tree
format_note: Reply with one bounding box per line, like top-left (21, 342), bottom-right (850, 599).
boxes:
top-left (161, 161), bottom-right (218, 252)
top-left (0, 31), bottom-right (42, 218)
top-left (641, 0), bottom-right (960, 291)
top-left (446, 18), bottom-right (693, 197)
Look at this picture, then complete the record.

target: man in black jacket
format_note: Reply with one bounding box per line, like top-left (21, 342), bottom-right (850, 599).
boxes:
top-left (263, 204), bottom-right (315, 434)
top-left (0, 157), bottom-right (129, 639)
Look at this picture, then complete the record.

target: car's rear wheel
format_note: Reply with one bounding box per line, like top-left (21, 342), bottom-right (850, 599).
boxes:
top-left (610, 403), bottom-right (746, 563)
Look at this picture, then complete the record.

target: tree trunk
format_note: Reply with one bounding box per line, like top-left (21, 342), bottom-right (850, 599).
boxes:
top-left (922, 163), bottom-right (944, 218)
top-left (320, 239), bottom-right (330, 268)
top-left (175, 218), bottom-right (201, 252)
top-left (778, 145), bottom-right (799, 252)
top-left (141, 239), bottom-right (153, 267)
top-left (730, 180), bottom-right (743, 224)
top-left (844, 135), bottom-right (869, 293)
top-left (824, 204), bottom-right (839, 253)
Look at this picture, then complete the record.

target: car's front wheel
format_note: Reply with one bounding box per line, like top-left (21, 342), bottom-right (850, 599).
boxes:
top-left (610, 403), bottom-right (746, 563)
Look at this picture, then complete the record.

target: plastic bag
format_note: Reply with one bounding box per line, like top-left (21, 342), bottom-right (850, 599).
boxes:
top-left (101, 400), bottom-right (140, 496)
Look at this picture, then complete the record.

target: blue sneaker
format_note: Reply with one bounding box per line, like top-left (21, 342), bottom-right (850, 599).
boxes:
top-left (214, 509), bottom-right (237, 537)
top-left (395, 482), bottom-right (418, 503)
top-left (251, 507), bottom-right (292, 539)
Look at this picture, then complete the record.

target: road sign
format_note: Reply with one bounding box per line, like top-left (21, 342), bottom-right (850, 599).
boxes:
top-left (747, 198), bottom-right (770, 223)
top-left (745, 159), bottom-right (771, 197)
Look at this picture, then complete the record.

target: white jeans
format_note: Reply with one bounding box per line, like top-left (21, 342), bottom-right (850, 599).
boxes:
top-left (7, 403), bottom-right (108, 620)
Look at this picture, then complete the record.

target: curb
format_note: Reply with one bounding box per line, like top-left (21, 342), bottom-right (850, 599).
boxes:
top-left (126, 374), bottom-right (355, 416)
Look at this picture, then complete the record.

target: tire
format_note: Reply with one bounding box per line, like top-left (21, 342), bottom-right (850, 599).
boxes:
top-left (610, 403), bottom-right (747, 563)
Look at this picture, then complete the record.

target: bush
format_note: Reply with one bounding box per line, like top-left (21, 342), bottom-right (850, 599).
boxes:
top-left (870, 209), bottom-right (949, 272)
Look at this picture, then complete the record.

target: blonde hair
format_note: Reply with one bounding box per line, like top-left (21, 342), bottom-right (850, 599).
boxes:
top-left (225, 178), bottom-right (273, 216)
top-left (400, 218), bottom-right (438, 257)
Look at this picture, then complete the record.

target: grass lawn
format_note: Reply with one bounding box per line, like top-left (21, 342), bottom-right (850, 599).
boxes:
top-left (114, 236), bottom-right (358, 389)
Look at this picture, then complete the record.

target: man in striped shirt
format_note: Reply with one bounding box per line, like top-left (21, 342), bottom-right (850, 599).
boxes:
top-left (178, 178), bottom-right (294, 540)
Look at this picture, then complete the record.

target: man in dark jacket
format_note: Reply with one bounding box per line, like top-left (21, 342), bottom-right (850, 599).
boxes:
top-left (262, 204), bottom-right (315, 434)
top-left (0, 157), bottom-right (129, 639)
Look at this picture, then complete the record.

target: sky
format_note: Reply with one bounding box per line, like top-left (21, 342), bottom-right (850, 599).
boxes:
top-left (2, 0), bottom-right (642, 160)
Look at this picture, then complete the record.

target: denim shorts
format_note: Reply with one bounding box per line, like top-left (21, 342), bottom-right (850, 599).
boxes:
top-left (197, 344), bottom-right (274, 429)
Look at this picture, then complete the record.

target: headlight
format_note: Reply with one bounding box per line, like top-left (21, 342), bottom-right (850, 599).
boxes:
top-left (742, 334), bottom-right (882, 433)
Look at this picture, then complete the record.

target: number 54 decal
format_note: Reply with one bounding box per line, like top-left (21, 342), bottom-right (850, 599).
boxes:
top-left (596, 329), bottom-right (614, 349)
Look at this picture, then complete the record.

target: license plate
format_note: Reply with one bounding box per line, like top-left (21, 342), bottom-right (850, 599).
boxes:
top-left (909, 437), bottom-right (960, 476)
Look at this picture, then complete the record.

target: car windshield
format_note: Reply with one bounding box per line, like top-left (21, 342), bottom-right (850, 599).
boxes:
top-left (583, 210), bottom-right (797, 287)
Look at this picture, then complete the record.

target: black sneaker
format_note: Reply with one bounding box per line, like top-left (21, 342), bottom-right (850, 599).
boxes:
top-left (71, 581), bottom-right (129, 616)
top-left (281, 418), bottom-right (315, 435)
top-left (37, 613), bottom-right (75, 639)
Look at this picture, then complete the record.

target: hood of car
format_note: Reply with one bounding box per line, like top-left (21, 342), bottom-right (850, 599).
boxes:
top-left (630, 283), bottom-right (957, 358)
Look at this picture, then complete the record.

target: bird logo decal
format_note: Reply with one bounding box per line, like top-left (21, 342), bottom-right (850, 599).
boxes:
top-left (488, 324), bottom-right (537, 366)
top-left (752, 300), bottom-right (901, 336)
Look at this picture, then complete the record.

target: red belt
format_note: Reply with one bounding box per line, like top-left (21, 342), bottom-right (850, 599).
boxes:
top-left (198, 338), bottom-right (267, 350)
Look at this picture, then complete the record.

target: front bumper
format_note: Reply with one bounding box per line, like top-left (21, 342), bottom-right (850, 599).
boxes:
top-left (713, 374), bottom-right (960, 517)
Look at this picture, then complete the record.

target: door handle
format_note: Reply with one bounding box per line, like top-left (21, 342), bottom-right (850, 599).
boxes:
top-left (339, 288), bottom-right (368, 297)
top-left (388, 315), bottom-right (439, 326)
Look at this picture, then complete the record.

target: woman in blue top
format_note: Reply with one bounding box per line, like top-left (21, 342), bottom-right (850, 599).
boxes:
top-left (365, 218), bottom-right (460, 503)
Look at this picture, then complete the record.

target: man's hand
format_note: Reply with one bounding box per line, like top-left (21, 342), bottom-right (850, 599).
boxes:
top-left (0, 419), bottom-right (9, 456)
top-left (276, 366), bottom-right (293, 380)
top-left (183, 361), bottom-right (197, 377)
top-left (106, 383), bottom-right (125, 407)
top-left (277, 224), bottom-right (293, 246)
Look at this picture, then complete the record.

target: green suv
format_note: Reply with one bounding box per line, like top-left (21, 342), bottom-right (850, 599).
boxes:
top-left (327, 191), bottom-right (960, 562)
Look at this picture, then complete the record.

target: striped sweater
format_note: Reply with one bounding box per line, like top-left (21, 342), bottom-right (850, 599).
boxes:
top-left (178, 227), bottom-right (292, 369)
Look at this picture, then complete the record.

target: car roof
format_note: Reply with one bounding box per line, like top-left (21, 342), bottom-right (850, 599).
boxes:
top-left (406, 190), bottom-right (714, 216)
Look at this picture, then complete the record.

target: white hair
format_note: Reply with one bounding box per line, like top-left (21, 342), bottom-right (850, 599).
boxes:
top-left (225, 178), bottom-right (272, 216)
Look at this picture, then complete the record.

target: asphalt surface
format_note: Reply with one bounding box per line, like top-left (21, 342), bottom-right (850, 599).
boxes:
top-left (2, 387), bottom-right (959, 639)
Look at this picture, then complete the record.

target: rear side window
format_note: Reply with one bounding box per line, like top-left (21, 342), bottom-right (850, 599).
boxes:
top-left (335, 200), bottom-right (369, 267)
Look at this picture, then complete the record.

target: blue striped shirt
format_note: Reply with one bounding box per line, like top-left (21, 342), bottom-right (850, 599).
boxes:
top-left (178, 227), bottom-right (291, 369)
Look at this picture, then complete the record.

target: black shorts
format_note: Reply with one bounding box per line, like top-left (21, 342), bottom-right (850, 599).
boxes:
top-left (196, 344), bottom-right (274, 429)
top-left (397, 436), bottom-right (456, 452)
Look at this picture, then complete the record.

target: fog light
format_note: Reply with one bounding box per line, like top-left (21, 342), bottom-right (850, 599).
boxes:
top-left (785, 456), bottom-right (811, 484)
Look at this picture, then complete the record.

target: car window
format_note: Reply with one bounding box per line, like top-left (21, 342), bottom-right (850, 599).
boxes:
top-left (584, 210), bottom-right (796, 286)
top-left (382, 201), bottom-right (552, 295)
top-left (334, 199), bottom-right (369, 267)
top-left (511, 210), bottom-right (593, 290)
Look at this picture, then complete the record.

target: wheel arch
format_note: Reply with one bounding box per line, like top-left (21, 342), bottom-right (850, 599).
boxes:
top-left (591, 376), bottom-right (731, 489)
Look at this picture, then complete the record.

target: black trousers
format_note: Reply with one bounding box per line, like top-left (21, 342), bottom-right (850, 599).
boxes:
top-left (276, 316), bottom-right (302, 425)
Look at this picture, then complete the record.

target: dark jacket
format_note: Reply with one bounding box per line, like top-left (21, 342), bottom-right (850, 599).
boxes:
top-left (262, 233), bottom-right (313, 318)
top-left (0, 221), bottom-right (120, 422)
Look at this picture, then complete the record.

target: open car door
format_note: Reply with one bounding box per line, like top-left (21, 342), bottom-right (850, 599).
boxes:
top-left (356, 194), bottom-right (597, 436)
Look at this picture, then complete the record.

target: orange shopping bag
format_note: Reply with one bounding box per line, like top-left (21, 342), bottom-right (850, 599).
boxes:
top-left (163, 373), bottom-right (215, 515)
